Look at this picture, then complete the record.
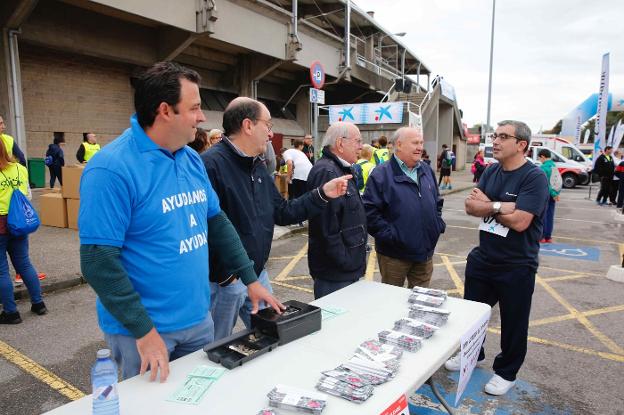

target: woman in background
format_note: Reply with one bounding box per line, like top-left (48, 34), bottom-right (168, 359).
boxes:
top-left (46, 133), bottom-right (65, 188)
top-left (189, 127), bottom-right (209, 153)
top-left (0, 140), bottom-right (47, 324)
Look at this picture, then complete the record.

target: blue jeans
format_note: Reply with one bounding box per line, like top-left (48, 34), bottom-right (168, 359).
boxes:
top-left (104, 314), bottom-right (214, 380)
top-left (210, 270), bottom-right (272, 341)
top-left (542, 197), bottom-right (556, 239)
top-left (0, 234), bottom-right (42, 313)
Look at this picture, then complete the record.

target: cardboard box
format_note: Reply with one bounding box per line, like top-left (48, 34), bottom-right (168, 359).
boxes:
top-left (42, 188), bottom-right (61, 194)
top-left (66, 198), bottom-right (80, 230)
top-left (61, 164), bottom-right (85, 200)
top-left (39, 193), bottom-right (67, 228)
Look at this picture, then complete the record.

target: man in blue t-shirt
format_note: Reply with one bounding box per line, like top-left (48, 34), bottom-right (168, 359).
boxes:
top-left (79, 62), bottom-right (282, 382)
top-left (444, 120), bottom-right (548, 396)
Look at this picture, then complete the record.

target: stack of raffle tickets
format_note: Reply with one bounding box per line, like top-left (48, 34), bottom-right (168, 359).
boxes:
top-left (316, 369), bottom-right (374, 402)
top-left (267, 384), bottom-right (328, 413)
top-left (377, 330), bottom-right (423, 352)
top-left (408, 304), bottom-right (451, 327)
top-left (393, 318), bottom-right (438, 338)
top-left (408, 293), bottom-right (446, 307)
top-left (411, 286), bottom-right (448, 299)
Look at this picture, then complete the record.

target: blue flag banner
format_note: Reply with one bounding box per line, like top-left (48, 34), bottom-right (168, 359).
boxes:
top-left (329, 102), bottom-right (404, 125)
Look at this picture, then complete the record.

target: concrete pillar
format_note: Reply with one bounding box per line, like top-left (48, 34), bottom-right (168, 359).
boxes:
top-left (0, 29), bottom-right (26, 157)
top-left (295, 91), bottom-right (311, 135)
top-left (0, 30), bottom-right (15, 133)
top-left (423, 100), bottom-right (439, 160)
top-left (439, 105), bottom-right (453, 149)
top-left (237, 55), bottom-right (253, 97)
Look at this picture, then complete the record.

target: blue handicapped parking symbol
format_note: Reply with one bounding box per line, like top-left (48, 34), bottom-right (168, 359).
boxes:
top-left (539, 243), bottom-right (600, 262)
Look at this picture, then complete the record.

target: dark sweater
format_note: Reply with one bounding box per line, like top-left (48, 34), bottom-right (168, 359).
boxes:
top-left (201, 138), bottom-right (327, 285)
top-left (306, 147), bottom-right (367, 282)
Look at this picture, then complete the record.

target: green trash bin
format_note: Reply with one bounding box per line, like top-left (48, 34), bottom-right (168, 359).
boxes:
top-left (28, 158), bottom-right (46, 188)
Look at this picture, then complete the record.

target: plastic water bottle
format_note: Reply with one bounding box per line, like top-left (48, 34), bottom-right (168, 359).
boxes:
top-left (91, 349), bottom-right (119, 414)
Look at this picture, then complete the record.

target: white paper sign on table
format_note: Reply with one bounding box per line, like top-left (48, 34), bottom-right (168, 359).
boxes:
top-left (455, 308), bottom-right (491, 406)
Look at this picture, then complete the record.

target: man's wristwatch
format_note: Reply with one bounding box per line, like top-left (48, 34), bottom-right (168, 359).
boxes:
top-left (492, 201), bottom-right (502, 215)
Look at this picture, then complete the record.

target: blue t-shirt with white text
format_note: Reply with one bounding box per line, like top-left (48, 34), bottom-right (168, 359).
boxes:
top-left (78, 115), bottom-right (221, 335)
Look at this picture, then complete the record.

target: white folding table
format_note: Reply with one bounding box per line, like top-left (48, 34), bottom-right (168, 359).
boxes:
top-left (45, 280), bottom-right (490, 414)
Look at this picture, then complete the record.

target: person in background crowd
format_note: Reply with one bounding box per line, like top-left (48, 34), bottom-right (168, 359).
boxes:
top-left (201, 97), bottom-right (350, 339)
top-left (355, 144), bottom-right (375, 194)
top-left (76, 132), bottom-right (101, 163)
top-left (611, 149), bottom-right (621, 207)
top-left (363, 127), bottom-right (444, 289)
top-left (0, 115), bottom-right (26, 166)
top-left (538, 149), bottom-right (560, 243)
top-left (615, 152), bottom-right (624, 211)
top-left (79, 62), bottom-right (280, 381)
top-left (307, 122), bottom-right (366, 299)
top-left (0, 139), bottom-right (47, 324)
top-left (373, 135), bottom-right (390, 165)
top-left (46, 133), bottom-right (65, 188)
top-left (422, 149), bottom-right (431, 166)
top-left (302, 134), bottom-right (315, 164)
top-left (445, 120), bottom-right (548, 396)
top-left (594, 145), bottom-right (615, 206)
top-left (371, 138), bottom-right (380, 149)
top-left (188, 127), bottom-right (209, 153)
top-left (208, 129), bottom-right (223, 147)
top-left (472, 150), bottom-right (486, 183)
top-left (277, 147), bottom-right (288, 175)
top-left (284, 139), bottom-right (313, 200)
top-left (438, 144), bottom-right (453, 189)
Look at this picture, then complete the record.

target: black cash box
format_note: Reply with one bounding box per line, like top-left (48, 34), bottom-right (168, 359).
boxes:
top-left (251, 300), bottom-right (322, 345)
top-left (203, 328), bottom-right (279, 370)
top-left (203, 300), bottom-right (322, 369)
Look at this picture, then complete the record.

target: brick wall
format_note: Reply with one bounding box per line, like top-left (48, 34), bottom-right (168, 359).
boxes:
top-left (19, 44), bottom-right (135, 163)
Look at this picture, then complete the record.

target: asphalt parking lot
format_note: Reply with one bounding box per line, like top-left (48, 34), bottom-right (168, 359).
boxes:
top-left (1, 185), bottom-right (623, 414)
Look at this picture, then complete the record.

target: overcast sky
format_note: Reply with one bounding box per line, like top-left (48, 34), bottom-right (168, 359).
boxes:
top-left (352, 0), bottom-right (624, 133)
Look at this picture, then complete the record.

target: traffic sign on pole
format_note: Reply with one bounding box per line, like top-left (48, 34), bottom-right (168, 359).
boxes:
top-left (309, 61), bottom-right (325, 89)
top-left (309, 88), bottom-right (325, 104)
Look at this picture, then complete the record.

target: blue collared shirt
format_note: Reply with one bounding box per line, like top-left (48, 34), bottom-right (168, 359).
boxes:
top-left (79, 114), bottom-right (221, 335)
top-left (394, 154), bottom-right (420, 185)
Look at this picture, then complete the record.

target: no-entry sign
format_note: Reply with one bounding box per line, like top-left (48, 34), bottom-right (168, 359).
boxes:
top-left (309, 61), bottom-right (325, 90)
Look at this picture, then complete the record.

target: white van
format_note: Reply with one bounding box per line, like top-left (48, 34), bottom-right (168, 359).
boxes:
top-left (530, 135), bottom-right (592, 170)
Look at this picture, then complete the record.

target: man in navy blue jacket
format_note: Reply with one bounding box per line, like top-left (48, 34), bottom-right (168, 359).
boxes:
top-left (202, 97), bottom-right (351, 339)
top-left (363, 127), bottom-right (445, 289)
top-left (307, 122), bottom-right (367, 299)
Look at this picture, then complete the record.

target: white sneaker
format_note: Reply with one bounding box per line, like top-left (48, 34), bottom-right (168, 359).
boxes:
top-left (443, 354), bottom-right (485, 371)
top-left (484, 374), bottom-right (516, 395)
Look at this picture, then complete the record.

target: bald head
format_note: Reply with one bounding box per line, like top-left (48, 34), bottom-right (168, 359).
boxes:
top-left (222, 96), bottom-right (273, 156)
top-left (393, 127), bottom-right (424, 168)
top-left (222, 97), bottom-right (264, 137)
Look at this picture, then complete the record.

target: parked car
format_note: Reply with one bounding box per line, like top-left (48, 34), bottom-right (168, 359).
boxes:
top-left (530, 135), bottom-right (592, 179)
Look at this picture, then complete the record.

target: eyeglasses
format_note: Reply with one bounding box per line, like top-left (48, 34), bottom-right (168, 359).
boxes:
top-left (492, 132), bottom-right (526, 142)
top-left (255, 118), bottom-right (273, 132)
top-left (341, 136), bottom-right (363, 145)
